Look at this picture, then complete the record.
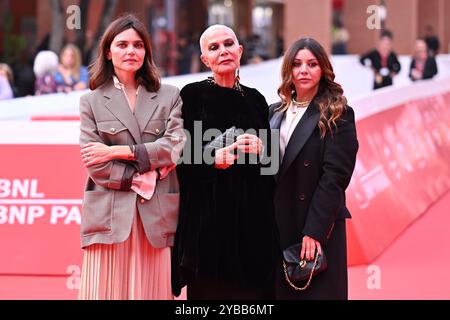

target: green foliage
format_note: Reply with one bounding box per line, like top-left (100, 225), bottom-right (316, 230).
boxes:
top-left (2, 11), bottom-right (27, 64)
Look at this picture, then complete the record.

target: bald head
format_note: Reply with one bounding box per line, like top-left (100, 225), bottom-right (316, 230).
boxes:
top-left (199, 24), bottom-right (239, 55)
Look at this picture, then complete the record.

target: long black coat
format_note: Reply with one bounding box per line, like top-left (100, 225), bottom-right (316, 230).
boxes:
top-left (409, 56), bottom-right (438, 81)
top-left (171, 80), bottom-right (278, 298)
top-left (269, 100), bottom-right (358, 300)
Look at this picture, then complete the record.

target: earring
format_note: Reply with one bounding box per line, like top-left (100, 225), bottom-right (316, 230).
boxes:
top-left (235, 68), bottom-right (240, 84)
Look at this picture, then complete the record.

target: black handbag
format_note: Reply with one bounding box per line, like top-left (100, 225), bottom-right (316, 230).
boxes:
top-left (282, 243), bottom-right (327, 290)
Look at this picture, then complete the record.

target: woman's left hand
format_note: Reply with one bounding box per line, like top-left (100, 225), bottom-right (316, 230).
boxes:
top-left (158, 163), bottom-right (177, 180)
top-left (300, 235), bottom-right (322, 261)
top-left (81, 142), bottom-right (112, 167)
top-left (236, 134), bottom-right (263, 155)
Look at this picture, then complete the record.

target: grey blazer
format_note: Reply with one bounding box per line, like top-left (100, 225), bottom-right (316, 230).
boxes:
top-left (79, 80), bottom-right (185, 249)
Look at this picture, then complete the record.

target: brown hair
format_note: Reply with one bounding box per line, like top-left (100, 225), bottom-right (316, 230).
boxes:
top-left (277, 38), bottom-right (347, 139)
top-left (89, 14), bottom-right (161, 92)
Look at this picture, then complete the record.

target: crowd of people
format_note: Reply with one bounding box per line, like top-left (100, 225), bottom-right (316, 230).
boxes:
top-left (0, 25), bottom-right (441, 101)
top-left (0, 44), bottom-right (89, 100)
top-left (0, 28), bottom-right (282, 101)
top-left (359, 29), bottom-right (438, 90)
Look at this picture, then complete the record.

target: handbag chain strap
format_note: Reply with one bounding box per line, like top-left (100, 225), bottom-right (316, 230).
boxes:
top-left (282, 251), bottom-right (319, 291)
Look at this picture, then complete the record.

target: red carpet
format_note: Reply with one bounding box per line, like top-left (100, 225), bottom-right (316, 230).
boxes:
top-left (1, 191), bottom-right (449, 300)
top-left (0, 274), bottom-right (76, 300)
top-left (348, 190), bottom-right (450, 299)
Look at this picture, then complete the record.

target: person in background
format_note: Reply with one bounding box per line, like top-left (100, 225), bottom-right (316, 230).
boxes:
top-left (331, 19), bottom-right (349, 55)
top-left (409, 38), bottom-right (438, 82)
top-left (175, 34), bottom-right (200, 75)
top-left (33, 51), bottom-right (59, 95)
top-left (55, 44), bottom-right (89, 93)
top-left (360, 30), bottom-right (401, 90)
top-left (10, 55), bottom-right (36, 98)
top-left (269, 38), bottom-right (358, 299)
top-left (0, 63), bottom-right (14, 100)
top-left (424, 25), bottom-right (440, 57)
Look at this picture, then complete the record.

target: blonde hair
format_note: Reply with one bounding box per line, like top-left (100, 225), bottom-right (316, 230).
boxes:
top-left (277, 38), bottom-right (347, 139)
top-left (60, 44), bottom-right (82, 80)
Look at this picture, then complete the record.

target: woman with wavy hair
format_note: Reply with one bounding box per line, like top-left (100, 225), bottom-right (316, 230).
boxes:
top-left (269, 38), bottom-right (358, 299)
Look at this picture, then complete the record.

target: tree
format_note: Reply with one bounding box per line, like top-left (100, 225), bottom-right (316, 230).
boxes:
top-left (49, 0), bottom-right (64, 54)
top-left (89, 0), bottom-right (119, 60)
top-left (75, 0), bottom-right (89, 52)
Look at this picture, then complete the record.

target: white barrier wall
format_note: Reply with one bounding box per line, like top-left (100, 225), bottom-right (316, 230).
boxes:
top-left (1, 55), bottom-right (449, 121)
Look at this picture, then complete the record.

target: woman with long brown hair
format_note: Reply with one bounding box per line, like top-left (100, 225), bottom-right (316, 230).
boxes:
top-left (269, 38), bottom-right (358, 299)
top-left (77, 14), bottom-right (185, 300)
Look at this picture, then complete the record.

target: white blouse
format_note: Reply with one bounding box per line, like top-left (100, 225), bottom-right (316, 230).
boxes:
top-left (279, 102), bottom-right (308, 161)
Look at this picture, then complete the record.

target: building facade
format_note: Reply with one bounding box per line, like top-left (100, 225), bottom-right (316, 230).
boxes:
top-left (1, 0), bottom-right (449, 75)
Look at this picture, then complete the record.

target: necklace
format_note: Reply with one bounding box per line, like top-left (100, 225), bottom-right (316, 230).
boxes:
top-left (207, 76), bottom-right (244, 95)
top-left (292, 96), bottom-right (311, 108)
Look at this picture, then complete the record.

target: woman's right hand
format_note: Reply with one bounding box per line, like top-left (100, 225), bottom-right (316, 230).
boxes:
top-left (236, 133), bottom-right (263, 155)
top-left (214, 142), bottom-right (239, 169)
top-left (301, 235), bottom-right (322, 261)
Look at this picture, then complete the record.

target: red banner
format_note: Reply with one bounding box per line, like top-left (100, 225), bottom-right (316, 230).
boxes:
top-left (346, 92), bottom-right (450, 265)
top-left (0, 145), bottom-right (85, 275)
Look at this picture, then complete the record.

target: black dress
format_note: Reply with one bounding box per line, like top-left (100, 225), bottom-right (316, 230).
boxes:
top-left (171, 79), bottom-right (278, 299)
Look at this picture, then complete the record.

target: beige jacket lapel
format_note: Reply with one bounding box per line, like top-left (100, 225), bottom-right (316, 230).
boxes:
top-left (102, 81), bottom-right (142, 144)
top-left (134, 88), bottom-right (159, 134)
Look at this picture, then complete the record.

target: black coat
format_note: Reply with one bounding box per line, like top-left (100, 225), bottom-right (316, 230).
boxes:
top-left (360, 49), bottom-right (401, 89)
top-left (171, 80), bottom-right (278, 298)
top-left (409, 57), bottom-right (438, 81)
top-left (269, 100), bottom-right (358, 299)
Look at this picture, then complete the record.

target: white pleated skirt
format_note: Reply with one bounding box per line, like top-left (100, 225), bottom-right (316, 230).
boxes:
top-left (78, 211), bottom-right (173, 300)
